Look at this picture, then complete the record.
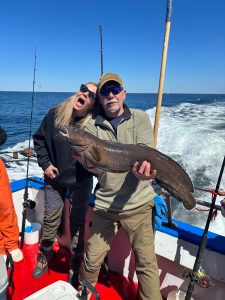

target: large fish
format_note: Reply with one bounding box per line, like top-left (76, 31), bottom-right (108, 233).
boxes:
top-left (59, 126), bottom-right (196, 210)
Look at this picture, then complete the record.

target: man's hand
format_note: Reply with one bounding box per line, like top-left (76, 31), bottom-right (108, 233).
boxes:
top-left (44, 164), bottom-right (58, 179)
top-left (132, 161), bottom-right (156, 181)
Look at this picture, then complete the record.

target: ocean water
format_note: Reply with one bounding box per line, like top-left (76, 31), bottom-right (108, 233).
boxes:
top-left (0, 91), bottom-right (225, 235)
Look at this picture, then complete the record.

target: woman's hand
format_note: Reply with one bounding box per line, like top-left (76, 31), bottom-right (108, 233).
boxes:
top-left (44, 164), bottom-right (58, 179)
top-left (132, 161), bottom-right (156, 181)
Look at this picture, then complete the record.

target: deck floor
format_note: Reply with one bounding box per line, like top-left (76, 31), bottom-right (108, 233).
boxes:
top-left (7, 242), bottom-right (139, 300)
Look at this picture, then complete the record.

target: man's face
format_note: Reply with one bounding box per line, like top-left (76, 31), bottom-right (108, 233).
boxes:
top-left (98, 81), bottom-right (126, 118)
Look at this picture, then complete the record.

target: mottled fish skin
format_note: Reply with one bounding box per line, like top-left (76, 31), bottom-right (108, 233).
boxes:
top-left (59, 126), bottom-right (196, 210)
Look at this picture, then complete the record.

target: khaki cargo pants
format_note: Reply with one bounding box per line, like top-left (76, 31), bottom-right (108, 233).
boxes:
top-left (80, 202), bottom-right (162, 300)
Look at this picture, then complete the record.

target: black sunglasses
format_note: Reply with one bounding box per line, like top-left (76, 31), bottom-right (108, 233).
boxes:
top-left (80, 84), bottom-right (96, 101)
top-left (100, 86), bottom-right (123, 97)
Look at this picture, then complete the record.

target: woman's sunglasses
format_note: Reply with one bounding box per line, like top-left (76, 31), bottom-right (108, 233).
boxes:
top-left (100, 86), bottom-right (123, 97)
top-left (80, 84), bottom-right (96, 101)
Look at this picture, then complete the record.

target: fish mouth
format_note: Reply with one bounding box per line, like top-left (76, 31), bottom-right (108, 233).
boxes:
top-left (59, 126), bottom-right (69, 139)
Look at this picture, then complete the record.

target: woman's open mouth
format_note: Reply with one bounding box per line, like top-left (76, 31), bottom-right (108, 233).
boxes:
top-left (78, 98), bottom-right (85, 106)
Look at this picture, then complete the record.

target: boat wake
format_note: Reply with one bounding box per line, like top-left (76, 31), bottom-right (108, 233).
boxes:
top-left (0, 140), bottom-right (43, 181)
top-left (147, 103), bottom-right (225, 236)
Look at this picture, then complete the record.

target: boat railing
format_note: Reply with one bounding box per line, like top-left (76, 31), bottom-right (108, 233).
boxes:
top-left (162, 191), bottom-right (223, 229)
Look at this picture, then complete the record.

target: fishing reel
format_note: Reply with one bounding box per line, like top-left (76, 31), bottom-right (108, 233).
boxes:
top-left (22, 199), bottom-right (36, 209)
top-left (183, 267), bottom-right (212, 288)
top-left (196, 270), bottom-right (212, 288)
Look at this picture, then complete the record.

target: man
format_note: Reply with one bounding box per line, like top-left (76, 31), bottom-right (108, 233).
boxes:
top-left (80, 73), bottom-right (162, 300)
top-left (32, 83), bottom-right (97, 280)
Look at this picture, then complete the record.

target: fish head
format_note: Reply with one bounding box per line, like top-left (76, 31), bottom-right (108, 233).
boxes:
top-left (59, 126), bottom-right (101, 170)
top-left (59, 126), bottom-right (89, 153)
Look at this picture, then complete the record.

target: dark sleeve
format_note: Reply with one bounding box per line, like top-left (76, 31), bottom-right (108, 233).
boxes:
top-left (0, 127), bottom-right (7, 146)
top-left (33, 114), bottom-right (51, 171)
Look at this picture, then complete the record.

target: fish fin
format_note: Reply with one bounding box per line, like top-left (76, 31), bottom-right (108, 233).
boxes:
top-left (87, 167), bottom-right (102, 174)
top-left (89, 145), bottom-right (101, 163)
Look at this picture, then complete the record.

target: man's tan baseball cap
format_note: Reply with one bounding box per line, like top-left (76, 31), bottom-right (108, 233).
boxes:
top-left (98, 73), bottom-right (123, 90)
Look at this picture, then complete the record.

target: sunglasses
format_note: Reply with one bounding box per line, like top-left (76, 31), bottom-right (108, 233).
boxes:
top-left (80, 84), bottom-right (96, 101)
top-left (100, 86), bottom-right (123, 97)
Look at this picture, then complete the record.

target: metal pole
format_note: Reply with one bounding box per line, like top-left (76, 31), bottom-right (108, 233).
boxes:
top-left (20, 49), bottom-right (37, 248)
top-left (99, 25), bottom-right (104, 77)
top-left (185, 156), bottom-right (225, 300)
top-left (166, 194), bottom-right (174, 226)
top-left (154, 0), bottom-right (173, 148)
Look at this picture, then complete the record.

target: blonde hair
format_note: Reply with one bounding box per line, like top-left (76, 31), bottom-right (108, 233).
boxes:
top-left (54, 82), bottom-right (97, 128)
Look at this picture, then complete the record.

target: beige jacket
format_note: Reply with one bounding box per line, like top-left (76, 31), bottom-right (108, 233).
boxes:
top-left (85, 106), bottom-right (156, 212)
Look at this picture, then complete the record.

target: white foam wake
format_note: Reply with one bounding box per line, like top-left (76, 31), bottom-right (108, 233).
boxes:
top-left (147, 103), bottom-right (225, 235)
top-left (0, 140), bottom-right (43, 181)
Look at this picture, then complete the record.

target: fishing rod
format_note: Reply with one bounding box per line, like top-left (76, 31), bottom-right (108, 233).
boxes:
top-left (99, 25), bottom-right (104, 76)
top-left (20, 49), bottom-right (37, 249)
top-left (153, 0), bottom-right (173, 148)
top-left (185, 156), bottom-right (225, 300)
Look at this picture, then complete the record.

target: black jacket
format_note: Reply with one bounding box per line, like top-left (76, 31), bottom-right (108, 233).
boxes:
top-left (33, 107), bottom-right (92, 186)
top-left (0, 127), bottom-right (7, 146)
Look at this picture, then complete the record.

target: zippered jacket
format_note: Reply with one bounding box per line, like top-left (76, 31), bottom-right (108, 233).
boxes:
top-left (84, 106), bottom-right (156, 212)
top-left (33, 107), bottom-right (92, 186)
top-left (0, 160), bottom-right (20, 253)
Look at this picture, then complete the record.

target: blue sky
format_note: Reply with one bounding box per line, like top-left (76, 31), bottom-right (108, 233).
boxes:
top-left (0, 0), bottom-right (225, 93)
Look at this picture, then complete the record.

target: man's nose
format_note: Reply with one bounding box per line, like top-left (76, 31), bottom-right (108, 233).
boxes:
top-left (108, 91), bottom-right (114, 98)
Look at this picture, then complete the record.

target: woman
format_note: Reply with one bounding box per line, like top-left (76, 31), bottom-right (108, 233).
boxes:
top-left (32, 82), bottom-right (97, 281)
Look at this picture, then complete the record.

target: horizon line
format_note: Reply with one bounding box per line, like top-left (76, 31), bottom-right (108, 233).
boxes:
top-left (1, 90), bottom-right (225, 95)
